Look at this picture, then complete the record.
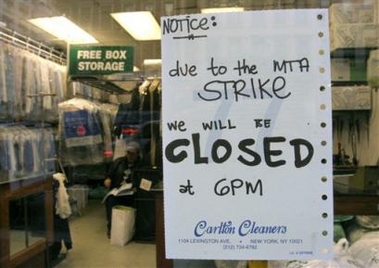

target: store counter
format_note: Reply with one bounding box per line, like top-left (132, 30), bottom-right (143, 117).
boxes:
top-left (154, 187), bottom-right (173, 268)
top-left (0, 176), bottom-right (54, 268)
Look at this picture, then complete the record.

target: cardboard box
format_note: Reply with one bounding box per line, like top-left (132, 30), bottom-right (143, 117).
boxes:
top-left (330, 3), bottom-right (376, 24)
top-left (331, 58), bottom-right (367, 82)
top-left (331, 58), bottom-right (351, 81)
top-left (334, 174), bottom-right (351, 193)
top-left (349, 166), bottom-right (379, 191)
top-left (332, 86), bottom-right (371, 110)
top-left (367, 49), bottom-right (379, 87)
top-left (330, 23), bottom-right (379, 51)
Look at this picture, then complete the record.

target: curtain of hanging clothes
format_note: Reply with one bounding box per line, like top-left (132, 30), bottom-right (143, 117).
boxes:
top-left (0, 40), bottom-right (67, 123)
top-left (0, 125), bottom-right (56, 182)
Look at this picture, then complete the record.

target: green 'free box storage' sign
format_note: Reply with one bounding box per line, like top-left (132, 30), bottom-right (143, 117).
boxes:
top-left (69, 45), bottom-right (134, 76)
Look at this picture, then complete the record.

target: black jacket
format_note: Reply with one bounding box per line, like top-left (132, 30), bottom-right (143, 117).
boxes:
top-left (107, 156), bottom-right (141, 189)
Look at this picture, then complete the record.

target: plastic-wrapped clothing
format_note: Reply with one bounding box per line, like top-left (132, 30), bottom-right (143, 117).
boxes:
top-left (59, 98), bottom-right (103, 148)
top-left (5, 46), bottom-right (15, 105)
top-left (349, 231), bottom-right (379, 268)
top-left (13, 48), bottom-right (24, 118)
top-left (139, 87), bottom-right (161, 123)
top-left (24, 55), bottom-right (34, 115)
top-left (40, 63), bottom-right (53, 110)
top-left (0, 40), bottom-right (67, 122)
top-left (43, 128), bottom-right (58, 172)
top-left (355, 215), bottom-right (379, 230)
top-left (0, 131), bottom-right (10, 173)
top-left (0, 44), bottom-right (7, 103)
top-left (344, 216), bottom-right (379, 244)
top-left (58, 98), bottom-right (105, 166)
top-left (0, 125), bottom-right (56, 180)
top-left (99, 103), bottom-right (118, 157)
top-left (53, 172), bottom-right (72, 219)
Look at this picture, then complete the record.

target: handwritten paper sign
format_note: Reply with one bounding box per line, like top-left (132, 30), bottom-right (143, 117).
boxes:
top-left (161, 9), bottom-right (333, 260)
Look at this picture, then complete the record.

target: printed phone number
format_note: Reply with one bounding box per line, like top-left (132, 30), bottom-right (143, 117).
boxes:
top-left (223, 244), bottom-right (258, 250)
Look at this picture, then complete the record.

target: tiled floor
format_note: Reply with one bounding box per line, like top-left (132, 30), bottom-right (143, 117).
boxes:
top-left (53, 199), bottom-right (156, 268)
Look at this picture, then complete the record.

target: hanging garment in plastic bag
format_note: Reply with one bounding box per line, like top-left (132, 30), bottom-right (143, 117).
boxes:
top-left (67, 184), bottom-right (90, 215)
top-left (110, 205), bottom-right (136, 246)
top-left (113, 137), bottom-right (127, 160)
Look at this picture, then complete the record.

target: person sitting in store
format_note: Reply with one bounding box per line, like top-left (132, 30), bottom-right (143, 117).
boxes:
top-left (103, 141), bottom-right (142, 238)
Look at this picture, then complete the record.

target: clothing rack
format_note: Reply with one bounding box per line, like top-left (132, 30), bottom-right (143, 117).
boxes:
top-left (0, 26), bottom-right (66, 65)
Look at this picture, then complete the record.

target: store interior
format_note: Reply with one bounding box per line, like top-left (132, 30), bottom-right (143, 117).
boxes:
top-left (0, 0), bottom-right (378, 268)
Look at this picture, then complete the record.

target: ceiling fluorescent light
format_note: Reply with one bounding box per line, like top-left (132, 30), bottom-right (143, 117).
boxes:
top-left (201, 7), bottom-right (244, 14)
top-left (143, 59), bottom-right (162, 66)
top-left (28, 16), bottom-right (98, 44)
top-left (111, 11), bottom-right (161, 41)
